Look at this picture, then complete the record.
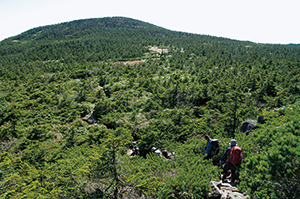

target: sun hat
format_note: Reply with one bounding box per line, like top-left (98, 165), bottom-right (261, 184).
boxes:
top-left (204, 134), bottom-right (210, 140)
top-left (229, 139), bottom-right (237, 146)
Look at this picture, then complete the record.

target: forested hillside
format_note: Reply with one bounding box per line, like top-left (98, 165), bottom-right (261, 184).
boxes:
top-left (0, 17), bottom-right (299, 198)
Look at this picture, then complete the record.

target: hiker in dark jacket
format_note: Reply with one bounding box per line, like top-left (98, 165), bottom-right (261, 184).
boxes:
top-left (219, 139), bottom-right (242, 183)
top-left (162, 150), bottom-right (171, 159)
top-left (220, 144), bottom-right (234, 164)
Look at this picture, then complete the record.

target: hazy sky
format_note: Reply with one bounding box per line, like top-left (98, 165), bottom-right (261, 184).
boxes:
top-left (1, 0), bottom-right (299, 44)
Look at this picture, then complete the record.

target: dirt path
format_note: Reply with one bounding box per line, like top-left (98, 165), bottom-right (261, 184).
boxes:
top-left (114, 59), bottom-right (146, 65)
top-left (150, 46), bottom-right (168, 54)
top-left (114, 46), bottom-right (168, 65)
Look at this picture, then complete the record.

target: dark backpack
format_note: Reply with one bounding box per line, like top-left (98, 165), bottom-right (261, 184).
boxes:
top-left (162, 150), bottom-right (170, 159)
top-left (210, 139), bottom-right (220, 155)
top-left (228, 146), bottom-right (242, 165)
top-left (133, 146), bottom-right (139, 156)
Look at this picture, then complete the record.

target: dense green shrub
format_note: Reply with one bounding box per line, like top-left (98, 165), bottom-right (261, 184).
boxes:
top-left (1, 17), bottom-right (300, 198)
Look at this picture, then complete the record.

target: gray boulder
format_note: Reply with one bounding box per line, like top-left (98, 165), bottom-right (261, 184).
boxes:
top-left (83, 112), bottom-right (97, 124)
top-left (241, 115), bottom-right (264, 135)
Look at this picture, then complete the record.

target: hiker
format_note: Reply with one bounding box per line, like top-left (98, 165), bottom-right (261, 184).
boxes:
top-left (152, 147), bottom-right (162, 157)
top-left (203, 134), bottom-right (220, 160)
top-left (162, 149), bottom-right (174, 159)
top-left (131, 141), bottom-right (140, 156)
top-left (219, 139), bottom-right (242, 183)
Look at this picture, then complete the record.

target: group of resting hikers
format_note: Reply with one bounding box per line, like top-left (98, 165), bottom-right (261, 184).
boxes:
top-left (130, 142), bottom-right (175, 159)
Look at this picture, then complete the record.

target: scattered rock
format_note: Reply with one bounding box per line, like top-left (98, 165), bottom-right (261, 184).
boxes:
top-left (209, 181), bottom-right (248, 199)
top-left (83, 112), bottom-right (97, 124)
top-left (150, 46), bottom-right (168, 54)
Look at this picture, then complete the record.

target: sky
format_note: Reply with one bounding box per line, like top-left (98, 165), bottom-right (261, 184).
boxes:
top-left (1, 0), bottom-right (300, 44)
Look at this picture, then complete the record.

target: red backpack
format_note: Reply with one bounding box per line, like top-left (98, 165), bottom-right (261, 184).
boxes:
top-left (228, 146), bottom-right (242, 165)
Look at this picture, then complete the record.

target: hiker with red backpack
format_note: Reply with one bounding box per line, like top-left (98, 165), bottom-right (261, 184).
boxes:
top-left (219, 139), bottom-right (242, 183)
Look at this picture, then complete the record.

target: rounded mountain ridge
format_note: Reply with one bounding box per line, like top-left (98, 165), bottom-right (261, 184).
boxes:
top-left (7, 17), bottom-right (169, 42)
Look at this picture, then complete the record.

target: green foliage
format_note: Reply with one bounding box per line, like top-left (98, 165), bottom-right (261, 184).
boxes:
top-left (158, 148), bottom-right (220, 199)
top-left (1, 17), bottom-right (300, 198)
top-left (70, 69), bottom-right (91, 79)
top-left (236, 107), bottom-right (300, 198)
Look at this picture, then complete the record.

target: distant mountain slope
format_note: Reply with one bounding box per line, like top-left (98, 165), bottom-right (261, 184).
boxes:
top-left (1, 16), bottom-right (299, 67)
top-left (0, 16), bottom-right (300, 75)
top-left (0, 17), bottom-right (167, 63)
top-left (5, 17), bottom-right (169, 42)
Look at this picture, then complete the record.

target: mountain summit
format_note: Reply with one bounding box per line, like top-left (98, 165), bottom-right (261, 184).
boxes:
top-left (7, 17), bottom-right (168, 42)
top-left (1, 17), bottom-right (184, 64)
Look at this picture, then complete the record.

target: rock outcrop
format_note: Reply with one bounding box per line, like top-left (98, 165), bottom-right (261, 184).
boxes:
top-left (240, 115), bottom-right (264, 135)
top-left (83, 112), bottom-right (97, 124)
top-left (209, 181), bottom-right (248, 199)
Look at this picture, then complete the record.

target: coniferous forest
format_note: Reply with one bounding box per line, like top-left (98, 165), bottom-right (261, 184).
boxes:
top-left (0, 17), bottom-right (300, 198)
